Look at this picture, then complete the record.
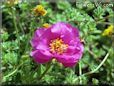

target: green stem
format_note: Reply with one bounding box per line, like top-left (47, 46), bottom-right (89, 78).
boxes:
top-left (12, 8), bottom-right (20, 61)
top-left (96, 22), bottom-right (113, 25)
top-left (79, 61), bottom-right (82, 84)
top-left (18, 10), bottom-right (25, 35)
top-left (95, 15), bottom-right (113, 22)
top-left (82, 49), bottom-right (110, 76)
top-left (23, 17), bottom-right (35, 54)
top-left (12, 8), bottom-right (19, 40)
top-left (19, 21), bottom-right (25, 34)
top-left (3, 69), bottom-right (18, 80)
top-left (38, 62), bottom-right (51, 80)
top-left (3, 61), bottom-right (27, 82)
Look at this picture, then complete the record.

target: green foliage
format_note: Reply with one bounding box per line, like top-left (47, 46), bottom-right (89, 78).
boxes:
top-left (1, 0), bottom-right (114, 85)
top-left (57, 0), bottom-right (71, 10)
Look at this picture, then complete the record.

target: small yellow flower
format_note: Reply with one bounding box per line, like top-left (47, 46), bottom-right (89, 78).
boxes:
top-left (102, 25), bottom-right (114, 36)
top-left (43, 23), bottom-right (51, 28)
top-left (6, 0), bottom-right (19, 6)
top-left (33, 5), bottom-right (47, 16)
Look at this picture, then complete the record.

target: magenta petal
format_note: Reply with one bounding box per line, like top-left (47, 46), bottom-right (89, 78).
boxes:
top-left (30, 22), bottom-right (84, 67)
top-left (62, 62), bottom-right (77, 67)
top-left (55, 54), bottom-right (80, 67)
top-left (65, 23), bottom-right (79, 37)
top-left (36, 39), bottom-right (49, 50)
top-left (55, 42), bottom-right (83, 67)
top-left (35, 28), bottom-right (48, 37)
top-left (30, 28), bottom-right (46, 49)
top-left (30, 50), bottom-right (53, 63)
top-left (64, 40), bottom-right (84, 56)
top-left (50, 22), bottom-right (79, 43)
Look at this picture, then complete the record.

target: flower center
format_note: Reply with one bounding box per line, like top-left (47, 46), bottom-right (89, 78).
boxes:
top-left (49, 38), bottom-right (68, 54)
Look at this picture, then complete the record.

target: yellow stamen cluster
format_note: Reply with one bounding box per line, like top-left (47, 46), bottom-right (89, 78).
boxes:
top-left (50, 38), bottom-right (68, 54)
top-left (43, 23), bottom-right (51, 28)
top-left (6, 0), bottom-right (19, 6)
top-left (102, 25), bottom-right (114, 36)
top-left (33, 5), bottom-right (47, 16)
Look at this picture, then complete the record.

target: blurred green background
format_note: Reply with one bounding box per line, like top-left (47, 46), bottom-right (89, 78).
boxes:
top-left (1, 0), bottom-right (114, 85)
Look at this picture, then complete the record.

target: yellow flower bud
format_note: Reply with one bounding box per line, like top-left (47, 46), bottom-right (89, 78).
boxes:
top-left (43, 23), bottom-right (51, 28)
top-left (33, 5), bottom-right (47, 16)
top-left (102, 25), bottom-right (114, 36)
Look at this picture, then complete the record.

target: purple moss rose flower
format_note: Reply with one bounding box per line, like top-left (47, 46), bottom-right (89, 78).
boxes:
top-left (30, 22), bottom-right (84, 67)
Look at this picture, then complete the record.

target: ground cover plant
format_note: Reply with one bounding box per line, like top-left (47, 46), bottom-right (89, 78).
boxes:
top-left (1, 0), bottom-right (114, 85)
